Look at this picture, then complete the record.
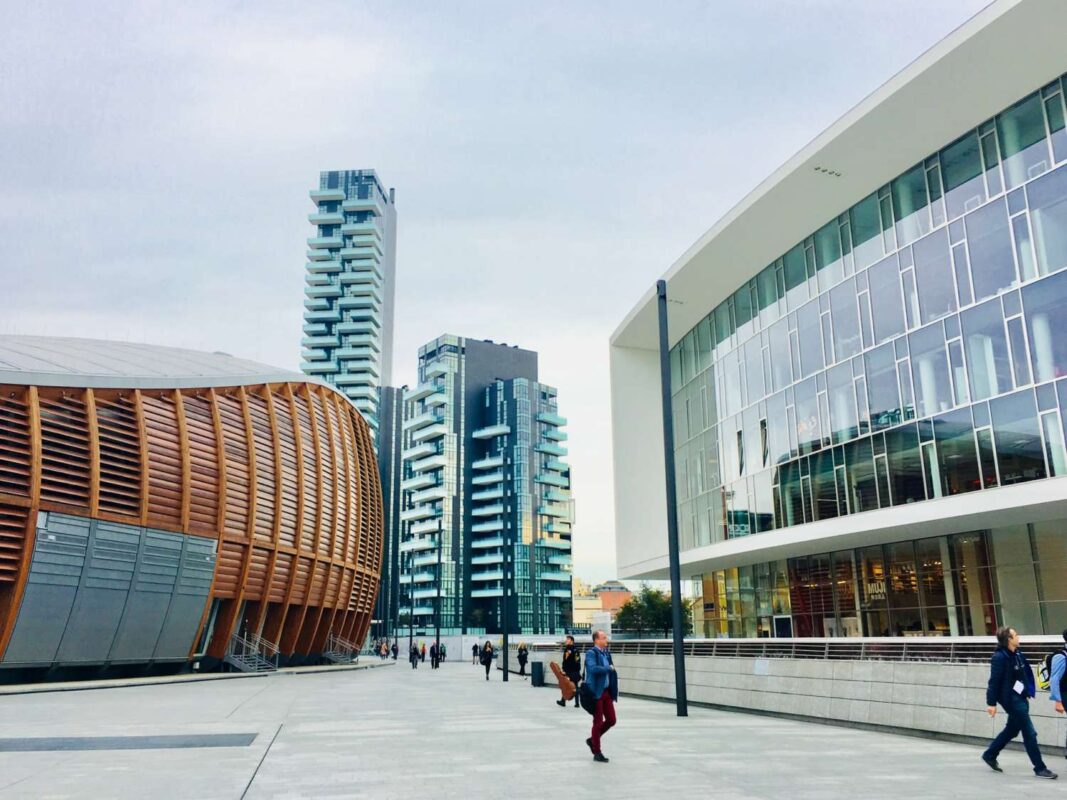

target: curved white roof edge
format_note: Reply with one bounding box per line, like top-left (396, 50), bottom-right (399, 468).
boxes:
top-left (611, 0), bottom-right (1067, 352)
top-left (0, 334), bottom-right (328, 393)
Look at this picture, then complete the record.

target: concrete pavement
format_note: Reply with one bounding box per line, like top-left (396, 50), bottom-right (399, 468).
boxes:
top-left (0, 657), bottom-right (1063, 798)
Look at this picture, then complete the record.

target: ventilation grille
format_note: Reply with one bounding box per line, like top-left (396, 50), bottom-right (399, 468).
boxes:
top-left (39, 393), bottom-right (90, 509)
top-left (273, 391), bottom-right (299, 550)
top-left (217, 392), bottom-right (250, 539)
top-left (95, 393), bottom-right (142, 519)
top-left (0, 503), bottom-right (30, 582)
top-left (141, 393), bottom-right (181, 526)
top-left (246, 392), bottom-right (276, 543)
top-left (182, 394), bottom-right (219, 534)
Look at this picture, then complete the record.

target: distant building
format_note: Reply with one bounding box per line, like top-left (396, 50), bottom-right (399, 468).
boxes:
top-left (572, 580), bottom-right (633, 626)
top-left (398, 336), bottom-right (574, 636)
top-left (374, 385), bottom-right (406, 640)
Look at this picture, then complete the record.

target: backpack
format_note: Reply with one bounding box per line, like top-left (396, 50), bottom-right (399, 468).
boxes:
top-left (1038, 647), bottom-right (1067, 691)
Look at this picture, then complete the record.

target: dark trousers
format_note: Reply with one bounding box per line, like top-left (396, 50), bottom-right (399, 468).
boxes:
top-left (983, 700), bottom-right (1046, 772)
top-left (519, 661), bottom-right (527, 676)
top-left (431, 656), bottom-right (439, 669)
top-left (484, 661), bottom-right (491, 679)
top-left (591, 693), bottom-right (616, 754)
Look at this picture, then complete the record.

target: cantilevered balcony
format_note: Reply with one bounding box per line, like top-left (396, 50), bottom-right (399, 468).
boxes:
top-left (406, 382), bottom-right (444, 403)
top-left (471, 518), bottom-right (503, 533)
top-left (411, 551), bottom-right (441, 568)
top-left (536, 412), bottom-right (567, 426)
top-left (471, 551), bottom-right (503, 566)
top-left (303, 298), bottom-right (330, 311)
top-left (301, 335), bottom-right (339, 348)
top-left (340, 220), bottom-right (383, 238)
top-left (544, 428), bottom-right (568, 442)
top-left (471, 570), bottom-right (503, 582)
top-left (472, 455), bottom-right (504, 471)
top-left (472, 471), bottom-right (503, 486)
top-left (335, 346), bottom-right (376, 360)
top-left (309, 211), bottom-right (344, 225)
top-left (304, 309), bottom-right (341, 323)
top-left (399, 572), bottom-right (435, 585)
top-left (401, 473), bottom-right (436, 492)
top-left (472, 504), bottom-right (504, 517)
top-left (425, 391), bottom-right (448, 408)
top-left (412, 424), bottom-right (447, 444)
top-left (543, 521), bottom-right (571, 534)
top-left (409, 518), bottom-right (442, 536)
top-left (305, 284), bottom-right (342, 299)
top-left (402, 442), bottom-right (438, 461)
top-left (473, 424), bottom-right (510, 440)
top-left (472, 537), bottom-right (504, 549)
top-left (544, 488), bottom-right (571, 502)
top-left (343, 333), bottom-right (380, 350)
top-left (307, 236), bottom-right (343, 249)
top-left (411, 484), bottom-right (448, 504)
top-left (310, 189), bottom-right (345, 202)
top-left (411, 454), bottom-right (448, 473)
top-left (400, 506), bottom-right (440, 523)
top-left (341, 195), bottom-right (384, 214)
top-left (535, 472), bottom-right (568, 488)
top-left (547, 589), bottom-right (571, 599)
top-left (411, 588), bottom-right (439, 600)
top-left (538, 504), bottom-right (568, 518)
top-left (471, 487), bottom-right (503, 502)
top-left (544, 459), bottom-right (568, 473)
top-left (536, 537), bottom-right (571, 550)
top-left (535, 442), bottom-right (568, 457)
top-left (424, 362), bottom-right (449, 379)
top-left (405, 410), bottom-right (445, 431)
top-left (399, 536), bottom-right (437, 553)
top-left (302, 322), bottom-right (328, 335)
top-left (539, 571), bottom-right (571, 582)
top-left (307, 259), bottom-right (342, 273)
top-left (299, 361), bottom-right (338, 375)
top-left (548, 553), bottom-right (572, 566)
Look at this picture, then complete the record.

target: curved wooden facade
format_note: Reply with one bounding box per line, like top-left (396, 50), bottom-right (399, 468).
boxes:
top-left (0, 379), bottom-right (382, 666)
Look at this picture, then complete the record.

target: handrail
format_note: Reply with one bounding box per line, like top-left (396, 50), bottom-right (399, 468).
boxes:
top-left (228, 631), bottom-right (279, 662)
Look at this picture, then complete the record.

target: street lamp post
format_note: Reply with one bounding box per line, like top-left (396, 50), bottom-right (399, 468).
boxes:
top-left (501, 541), bottom-right (510, 683)
top-left (435, 531), bottom-right (441, 661)
top-left (656, 279), bottom-right (689, 717)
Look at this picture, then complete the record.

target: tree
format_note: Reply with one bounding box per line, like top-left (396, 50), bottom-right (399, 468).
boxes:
top-left (615, 585), bottom-right (694, 637)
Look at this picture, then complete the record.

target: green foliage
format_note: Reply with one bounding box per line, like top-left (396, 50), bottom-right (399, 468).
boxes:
top-left (615, 585), bottom-right (694, 637)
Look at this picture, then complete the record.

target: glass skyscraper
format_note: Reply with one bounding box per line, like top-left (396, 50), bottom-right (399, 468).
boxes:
top-left (610, 2), bottom-right (1067, 640)
top-left (399, 336), bottom-right (573, 636)
top-left (301, 169), bottom-right (397, 436)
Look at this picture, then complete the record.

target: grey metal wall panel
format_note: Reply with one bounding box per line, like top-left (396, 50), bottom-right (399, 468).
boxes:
top-left (108, 529), bottom-right (182, 663)
top-left (153, 535), bottom-right (216, 659)
top-left (56, 519), bottom-right (139, 663)
top-left (2, 513), bottom-right (90, 665)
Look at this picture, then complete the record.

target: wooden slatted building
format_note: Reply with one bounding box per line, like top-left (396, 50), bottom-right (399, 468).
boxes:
top-left (0, 336), bottom-right (382, 672)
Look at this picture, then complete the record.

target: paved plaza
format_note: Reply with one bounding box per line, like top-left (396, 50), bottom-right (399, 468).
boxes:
top-left (0, 659), bottom-right (1064, 799)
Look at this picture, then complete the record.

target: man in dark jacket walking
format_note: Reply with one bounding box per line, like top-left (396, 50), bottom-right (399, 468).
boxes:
top-left (557, 635), bottom-right (582, 708)
top-left (584, 630), bottom-right (619, 764)
top-left (982, 626), bottom-right (1057, 778)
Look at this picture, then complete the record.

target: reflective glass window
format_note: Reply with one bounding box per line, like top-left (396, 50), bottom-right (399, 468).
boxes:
top-left (886, 423), bottom-right (924, 505)
top-left (783, 245), bottom-right (808, 310)
top-left (796, 299), bottom-right (823, 378)
top-left (794, 377), bottom-right (820, 456)
top-left (744, 336), bottom-right (765, 405)
top-left (814, 220), bottom-right (844, 291)
top-left (857, 545), bottom-right (890, 636)
top-left (1026, 165), bottom-right (1067, 276)
top-left (991, 389), bottom-right (1047, 485)
top-left (989, 524), bottom-right (1043, 634)
top-left (996, 93), bottom-right (1051, 190)
top-left (866, 343), bottom-right (901, 431)
top-left (1032, 520), bottom-right (1067, 603)
top-left (766, 391), bottom-right (789, 467)
top-left (1023, 269), bottom-right (1067, 383)
top-left (851, 193), bottom-right (883, 269)
top-left (965, 198), bottom-right (1017, 302)
top-left (767, 317), bottom-right (792, 392)
top-left (734, 285), bottom-right (754, 337)
top-left (829, 278), bottom-right (861, 361)
top-left (756, 264), bottom-right (778, 316)
top-left (909, 322), bottom-right (953, 418)
top-left (961, 298), bottom-right (1011, 400)
top-left (933, 408), bottom-right (981, 496)
top-left (827, 362), bottom-right (857, 444)
top-left (868, 254), bottom-right (905, 344)
top-left (845, 436), bottom-right (878, 512)
top-left (812, 450), bottom-right (838, 522)
top-left (891, 163), bottom-right (931, 246)
top-left (913, 228), bottom-right (957, 323)
top-left (941, 132), bottom-right (985, 220)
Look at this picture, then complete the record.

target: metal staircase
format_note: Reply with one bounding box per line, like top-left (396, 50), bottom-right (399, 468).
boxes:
top-left (322, 632), bottom-right (359, 665)
top-left (224, 631), bottom-right (279, 673)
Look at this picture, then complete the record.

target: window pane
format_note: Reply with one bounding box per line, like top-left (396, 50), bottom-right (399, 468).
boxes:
top-left (913, 228), bottom-right (957, 324)
top-left (827, 362), bottom-right (857, 444)
top-left (766, 391), bottom-right (789, 467)
top-left (961, 298), bottom-right (1011, 400)
top-left (796, 299), bottom-right (823, 379)
top-left (866, 343), bottom-right (902, 431)
top-left (965, 198), bottom-right (1017, 302)
top-left (933, 408), bottom-right (981, 495)
top-left (767, 317), bottom-right (792, 392)
top-left (892, 163), bottom-right (931, 246)
top-left (1027, 165), bottom-right (1067, 276)
top-left (744, 336), bottom-right (765, 404)
top-left (909, 322), bottom-right (953, 417)
top-left (829, 278), bottom-right (861, 361)
top-left (851, 194), bottom-right (883, 269)
top-left (868, 254), bottom-right (905, 344)
top-left (996, 92), bottom-right (1051, 190)
top-left (757, 264), bottom-right (778, 314)
top-left (990, 389), bottom-right (1047, 485)
top-left (794, 377), bottom-right (820, 456)
top-left (814, 220), bottom-right (844, 291)
top-left (812, 449), bottom-right (838, 522)
top-left (1022, 269), bottom-right (1067, 382)
top-left (941, 132), bottom-right (985, 220)
top-left (886, 423), bottom-right (925, 505)
top-left (1032, 520), bottom-right (1067, 602)
top-left (845, 436), bottom-right (878, 512)
top-left (885, 541), bottom-right (919, 612)
top-left (734, 285), bottom-right (754, 331)
top-left (783, 245), bottom-right (808, 310)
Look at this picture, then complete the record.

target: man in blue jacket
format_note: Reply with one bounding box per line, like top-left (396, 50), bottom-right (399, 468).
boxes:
top-left (982, 626), bottom-right (1057, 778)
top-left (584, 629), bottom-right (619, 764)
top-left (1050, 628), bottom-right (1066, 756)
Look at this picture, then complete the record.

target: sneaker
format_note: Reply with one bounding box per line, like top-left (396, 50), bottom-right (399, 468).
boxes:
top-left (593, 753), bottom-right (609, 763)
top-left (585, 737), bottom-right (594, 755)
top-left (556, 699), bottom-right (566, 707)
top-left (1034, 769), bottom-right (1058, 779)
top-left (982, 754), bottom-right (1003, 773)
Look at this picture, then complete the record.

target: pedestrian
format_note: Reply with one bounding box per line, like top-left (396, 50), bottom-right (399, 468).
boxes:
top-left (1048, 628), bottom-right (1066, 753)
top-left (557, 635), bottom-right (582, 708)
top-left (391, 641), bottom-right (398, 660)
top-left (481, 641), bottom-right (494, 681)
top-left (440, 643), bottom-right (447, 662)
top-left (981, 626), bottom-right (1057, 779)
top-left (584, 629), bottom-right (618, 764)
top-left (421, 642), bottom-right (427, 663)
top-left (409, 643), bottom-right (419, 670)
top-left (430, 641), bottom-right (439, 670)
top-left (472, 643), bottom-right (479, 665)
top-left (517, 642), bottom-right (529, 679)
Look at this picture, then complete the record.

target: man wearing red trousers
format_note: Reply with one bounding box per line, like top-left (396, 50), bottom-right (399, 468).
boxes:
top-left (584, 629), bottom-right (619, 763)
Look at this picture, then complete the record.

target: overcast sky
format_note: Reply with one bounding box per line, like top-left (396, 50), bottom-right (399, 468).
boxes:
top-left (1, 1), bottom-right (990, 584)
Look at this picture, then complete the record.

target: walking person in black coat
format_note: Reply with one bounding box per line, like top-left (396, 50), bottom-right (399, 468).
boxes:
top-left (480, 641), bottom-right (494, 680)
top-left (981, 626), bottom-right (1057, 779)
top-left (557, 635), bottom-right (582, 708)
top-left (517, 642), bottom-right (529, 680)
top-left (472, 643), bottom-right (479, 665)
top-left (409, 643), bottom-right (419, 670)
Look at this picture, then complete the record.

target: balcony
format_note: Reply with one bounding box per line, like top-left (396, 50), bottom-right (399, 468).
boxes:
top-left (299, 361), bottom-right (338, 375)
top-left (472, 537), bottom-right (504, 549)
top-left (304, 309), bottom-right (342, 323)
top-left (302, 335), bottom-right (339, 348)
top-left (341, 195), bottom-right (384, 214)
top-left (307, 249), bottom-right (336, 262)
top-left (335, 320), bottom-right (378, 335)
top-left (335, 346), bottom-right (376, 360)
top-left (425, 391), bottom-right (448, 408)
top-left (544, 459), bottom-right (568, 473)
top-left (339, 269), bottom-right (382, 286)
top-left (472, 504), bottom-right (504, 517)
top-left (411, 588), bottom-right (439, 600)
top-left (411, 552), bottom-right (440, 568)
top-left (309, 211), bottom-right (344, 225)
top-left (307, 236), bottom-right (343, 249)
top-left (472, 455), bottom-right (504, 471)
top-left (543, 522), bottom-right (571, 534)
top-left (305, 284), bottom-right (341, 299)
top-left (535, 472), bottom-right (568, 487)
top-left (473, 424), bottom-right (510, 440)
top-left (400, 506), bottom-right (439, 523)
top-left (471, 487), bottom-right (503, 502)
top-left (399, 572), bottom-right (435, 585)
top-left (547, 589), bottom-right (572, 599)
top-left (307, 259), bottom-right (342, 273)
top-left (334, 373), bottom-right (374, 388)
top-left (302, 322), bottom-right (328, 335)
top-left (471, 588), bottom-right (503, 598)
top-left (406, 382), bottom-right (444, 402)
top-left (402, 442), bottom-right (437, 461)
top-left (544, 488), bottom-right (570, 502)
top-left (411, 454), bottom-right (448, 473)
top-left (340, 221), bottom-right (383, 237)
top-left (538, 504), bottom-right (568, 518)
top-left (405, 410), bottom-right (445, 431)
top-left (548, 553), bottom-right (572, 566)
top-left (535, 442), bottom-right (568, 457)
top-left (303, 297), bottom-right (329, 311)
top-left (424, 361), bottom-right (449, 378)
top-left (310, 189), bottom-right (345, 202)
top-left (472, 471), bottom-right (503, 487)
top-left (343, 333), bottom-right (380, 350)
top-left (536, 538), bottom-right (571, 550)
top-left (544, 428), bottom-right (568, 442)
top-left (401, 473), bottom-right (436, 492)
top-left (412, 424), bottom-right (447, 444)
top-left (399, 537), bottom-right (437, 553)
top-left (411, 484), bottom-right (447, 504)
top-left (471, 518), bottom-right (503, 533)
top-left (471, 570), bottom-right (503, 582)
top-left (409, 518), bottom-right (442, 536)
top-left (539, 571), bottom-right (571, 582)
top-left (536, 412), bottom-right (567, 426)
top-left (471, 551), bottom-right (503, 566)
